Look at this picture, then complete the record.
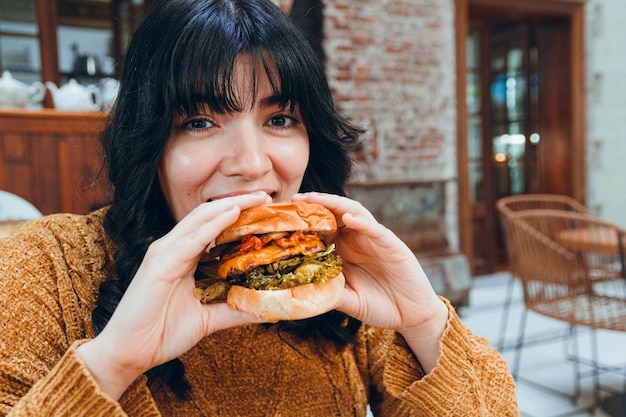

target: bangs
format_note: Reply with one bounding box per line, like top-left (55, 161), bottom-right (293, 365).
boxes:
top-left (167, 33), bottom-right (304, 116)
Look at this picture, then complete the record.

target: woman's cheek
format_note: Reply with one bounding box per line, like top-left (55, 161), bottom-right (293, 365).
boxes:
top-left (159, 145), bottom-right (211, 221)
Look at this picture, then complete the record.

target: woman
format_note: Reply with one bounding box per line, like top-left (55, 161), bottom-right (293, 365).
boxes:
top-left (0, 0), bottom-right (519, 415)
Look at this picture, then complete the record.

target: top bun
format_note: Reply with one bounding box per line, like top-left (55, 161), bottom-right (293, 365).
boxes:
top-left (216, 201), bottom-right (337, 246)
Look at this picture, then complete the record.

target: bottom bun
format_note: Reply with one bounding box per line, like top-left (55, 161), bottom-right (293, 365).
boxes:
top-left (226, 273), bottom-right (345, 321)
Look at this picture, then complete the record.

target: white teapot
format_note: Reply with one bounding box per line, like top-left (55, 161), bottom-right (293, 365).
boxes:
top-left (45, 79), bottom-right (102, 111)
top-left (0, 70), bottom-right (46, 108)
top-left (99, 77), bottom-right (120, 112)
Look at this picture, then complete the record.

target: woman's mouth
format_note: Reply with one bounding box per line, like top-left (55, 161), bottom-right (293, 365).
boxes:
top-left (207, 190), bottom-right (277, 202)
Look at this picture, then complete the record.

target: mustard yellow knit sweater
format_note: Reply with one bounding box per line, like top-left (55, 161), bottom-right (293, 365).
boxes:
top-left (0, 209), bottom-right (519, 416)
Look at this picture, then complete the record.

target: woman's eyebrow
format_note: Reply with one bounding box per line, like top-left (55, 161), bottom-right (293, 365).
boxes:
top-left (259, 94), bottom-right (288, 108)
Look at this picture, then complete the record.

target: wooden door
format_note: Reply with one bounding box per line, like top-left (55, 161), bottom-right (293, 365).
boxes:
top-left (456, 0), bottom-right (587, 275)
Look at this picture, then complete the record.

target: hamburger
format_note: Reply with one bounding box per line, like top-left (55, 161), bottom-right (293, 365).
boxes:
top-left (194, 201), bottom-right (345, 321)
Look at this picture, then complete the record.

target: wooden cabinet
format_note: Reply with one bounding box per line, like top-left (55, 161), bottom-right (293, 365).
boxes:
top-left (0, 109), bottom-right (112, 215)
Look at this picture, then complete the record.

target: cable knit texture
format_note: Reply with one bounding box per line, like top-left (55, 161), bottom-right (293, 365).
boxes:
top-left (0, 209), bottom-right (520, 416)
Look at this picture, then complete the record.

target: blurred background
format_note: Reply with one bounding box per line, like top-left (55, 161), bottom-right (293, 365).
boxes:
top-left (1, 1), bottom-right (625, 415)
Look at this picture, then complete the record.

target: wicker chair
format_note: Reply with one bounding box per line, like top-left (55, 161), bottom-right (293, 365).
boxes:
top-left (496, 194), bottom-right (589, 215)
top-left (495, 194), bottom-right (590, 350)
top-left (509, 209), bottom-right (626, 409)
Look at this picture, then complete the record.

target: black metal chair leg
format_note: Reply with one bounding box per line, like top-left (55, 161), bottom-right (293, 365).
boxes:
top-left (512, 305), bottom-right (528, 379)
top-left (497, 274), bottom-right (517, 351)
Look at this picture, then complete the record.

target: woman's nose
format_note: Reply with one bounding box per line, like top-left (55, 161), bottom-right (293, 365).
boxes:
top-left (220, 126), bottom-right (272, 180)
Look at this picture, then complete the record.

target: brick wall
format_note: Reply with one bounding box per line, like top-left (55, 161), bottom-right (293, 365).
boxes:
top-left (323, 0), bottom-right (456, 182)
top-left (321, 0), bottom-right (459, 251)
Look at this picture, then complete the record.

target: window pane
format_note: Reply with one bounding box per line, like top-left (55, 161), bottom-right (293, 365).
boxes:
top-left (0, 0), bottom-right (40, 80)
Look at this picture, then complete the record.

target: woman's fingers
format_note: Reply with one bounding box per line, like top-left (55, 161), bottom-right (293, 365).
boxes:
top-left (160, 192), bottom-right (272, 256)
top-left (96, 194), bottom-right (274, 370)
top-left (200, 302), bottom-right (268, 334)
top-left (292, 192), bottom-right (376, 227)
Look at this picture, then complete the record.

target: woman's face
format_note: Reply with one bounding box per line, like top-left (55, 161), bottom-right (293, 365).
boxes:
top-left (158, 61), bottom-right (310, 222)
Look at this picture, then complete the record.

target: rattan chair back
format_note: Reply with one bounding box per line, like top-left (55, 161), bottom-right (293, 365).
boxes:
top-left (496, 194), bottom-right (589, 218)
top-left (496, 194), bottom-right (589, 276)
top-left (511, 209), bottom-right (626, 332)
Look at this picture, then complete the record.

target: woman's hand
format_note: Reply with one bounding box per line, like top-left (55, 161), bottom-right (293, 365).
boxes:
top-left (77, 192), bottom-right (272, 400)
top-left (292, 192), bottom-right (448, 371)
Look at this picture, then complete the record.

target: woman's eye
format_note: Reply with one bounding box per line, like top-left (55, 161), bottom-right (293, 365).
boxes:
top-left (268, 114), bottom-right (298, 128)
top-left (181, 117), bottom-right (214, 132)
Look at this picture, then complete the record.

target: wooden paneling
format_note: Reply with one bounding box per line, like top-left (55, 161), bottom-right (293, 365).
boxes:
top-left (0, 109), bottom-right (111, 215)
top-left (455, 0), bottom-right (472, 269)
top-left (469, 0), bottom-right (586, 18)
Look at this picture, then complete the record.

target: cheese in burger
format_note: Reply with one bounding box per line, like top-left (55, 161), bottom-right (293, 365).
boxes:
top-left (194, 201), bottom-right (345, 321)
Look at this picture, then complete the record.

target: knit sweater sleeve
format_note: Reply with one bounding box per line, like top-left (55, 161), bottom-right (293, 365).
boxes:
top-left (6, 340), bottom-right (134, 416)
top-left (368, 297), bottom-right (520, 416)
top-left (0, 215), bottom-right (159, 417)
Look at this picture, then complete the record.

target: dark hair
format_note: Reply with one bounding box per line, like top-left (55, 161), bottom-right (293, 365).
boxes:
top-left (93, 0), bottom-right (363, 399)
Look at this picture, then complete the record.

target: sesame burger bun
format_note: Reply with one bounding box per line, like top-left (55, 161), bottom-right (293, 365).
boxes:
top-left (214, 201), bottom-right (345, 321)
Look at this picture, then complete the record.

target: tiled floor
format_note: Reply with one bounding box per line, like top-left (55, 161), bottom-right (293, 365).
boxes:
top-left (459, 272), bottom-right (626, 417)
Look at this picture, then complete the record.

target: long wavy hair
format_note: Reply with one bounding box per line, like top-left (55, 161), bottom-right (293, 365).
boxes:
top-left (93, 0), bottom-right (363, 399)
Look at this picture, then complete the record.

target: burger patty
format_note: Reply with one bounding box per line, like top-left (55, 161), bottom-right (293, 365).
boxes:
top-left (226, 245), bottom-right (342, 290)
